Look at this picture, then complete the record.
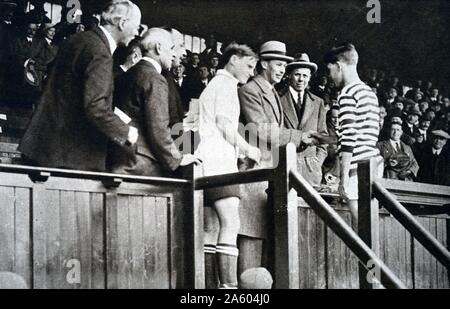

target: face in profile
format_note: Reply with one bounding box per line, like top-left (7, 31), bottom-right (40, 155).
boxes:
top-left (326, 62), bottom-right (343, 88)
top-left (289, 67), bottom-right (311, 92)
top-left (120, 9), bottom-right (141, 46)
top-left (231, 55), bottom-right (257, 84)
top-left (160, 36), bottom-right (176, 71)
top-left (171, 30), bottom-right (186, 67)
top-left (45, 27), bottom-right (56, 40)
top-left (264, 59), bottom-right (287, 84)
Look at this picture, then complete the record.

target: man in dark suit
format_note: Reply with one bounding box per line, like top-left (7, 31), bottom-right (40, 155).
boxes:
top-left (377, 121), bottom-right (419, 181)
top-left (278, 53), bottom-right (328, 186)
top-left (417, 130), bottom-right (450, 185)
top-left (109, 28), bottom-right (200, 177)
top-left (19, 1), bottom-right (142, 172)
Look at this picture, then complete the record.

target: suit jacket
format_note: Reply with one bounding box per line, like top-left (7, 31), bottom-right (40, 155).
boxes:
top-left (19, 27), bottom-right (130, 171)
top-left (237, 75), bottom-right (302, 239)
top-left (377, 140), bottom-right (419, 181)
top-left (110, 60), bottom-right (183, 176)
top-left (239, 74), bottom-right (303, 168)
top-left (279, 87), bottom-right (328, 185)
top-left (417, 146), bottom-right (450, 186)
top-left (162, 70), bottom-right (186, 128)
top-left (31, 37), bottom-right (59, 89)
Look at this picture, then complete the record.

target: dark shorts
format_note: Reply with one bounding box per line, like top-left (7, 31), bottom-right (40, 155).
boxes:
top-left (204, 185), bottom-right (241, 206)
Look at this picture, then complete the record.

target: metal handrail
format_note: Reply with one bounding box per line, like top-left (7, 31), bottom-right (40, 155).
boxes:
top-left (290, 169), bottom-right (406, 289)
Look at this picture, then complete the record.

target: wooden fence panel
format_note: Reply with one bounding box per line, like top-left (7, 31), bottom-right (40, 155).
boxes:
top-left (413, 216), bottom-right (449, 289)
top-left (0, 171), bottom-right (193, 289)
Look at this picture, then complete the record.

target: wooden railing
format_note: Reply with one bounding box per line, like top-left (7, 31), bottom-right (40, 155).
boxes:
top-left (195, 144), bottom-right (407, 289)
top-left (357, 160), bottom-right (450, 289)
top-left (0, 164), bottom-right (198, 289)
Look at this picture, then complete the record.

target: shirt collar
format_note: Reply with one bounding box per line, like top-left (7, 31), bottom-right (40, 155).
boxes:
top-left (216, 69), bottom-right (239, 85)
top-left (433, 148), bottom-right (442, 155)
top-left (390, 139), bottom-right (400, 148)
top-left (289, 86), bottom-right (303, 103)
top-left (98, 25), bottom-right (117, 55)
top-left (141, 57), bottom-right (162, 74)
top-left (45, 37), bottom-right (52, 45)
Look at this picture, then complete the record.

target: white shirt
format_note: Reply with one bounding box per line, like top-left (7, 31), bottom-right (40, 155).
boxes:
top-left (418, 128), bottom-right (427, 141)
top-left (432, 148), bottom-right (442, 156)
top-left (389, 139), bottom-right (402, 152)
top-left (289, 86), bottom-right (303, 104)
top-left (98, 25), bottom-right (117, 55)
top-left (196, 69), bottom-right (241, 176)
top-left (141, 57), bottom-right (162, 74)
top-left (45, 37), bottom-right (52, 45)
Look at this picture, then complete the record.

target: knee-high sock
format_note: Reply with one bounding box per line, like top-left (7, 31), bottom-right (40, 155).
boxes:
top-left (204, 244), bottom-right (218, 289)
top-left (216, 243), bottom-right (239, 288)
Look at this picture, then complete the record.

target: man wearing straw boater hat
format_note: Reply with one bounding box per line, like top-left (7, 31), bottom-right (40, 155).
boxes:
top-left (238, 41), bottom-right (315, 276)
top-left (278, 53), bottom-right (328, 186)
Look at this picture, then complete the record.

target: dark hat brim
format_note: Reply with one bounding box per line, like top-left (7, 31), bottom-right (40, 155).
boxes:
top-left (260, 54), bottom-right (294, 62)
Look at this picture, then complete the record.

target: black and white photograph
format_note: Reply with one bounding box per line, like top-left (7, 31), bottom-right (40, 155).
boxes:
top-left (0, 0), bottom-right (449, 293)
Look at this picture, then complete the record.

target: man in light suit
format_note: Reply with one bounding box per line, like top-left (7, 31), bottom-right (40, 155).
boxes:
top-left (109, 28), bottom-right (199, 177)
top-left (19, 1), bottom-right (141, 172)
top-left (238, 41), bottom-right (314, 275)
top-left (377, 120), bottom-right (419, 181)
top-left (278, 53), bottom-right (328, 186)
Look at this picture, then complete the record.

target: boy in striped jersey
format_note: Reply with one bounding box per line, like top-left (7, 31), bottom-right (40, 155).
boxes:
top-left (317, 43), bottom-right (382, 221)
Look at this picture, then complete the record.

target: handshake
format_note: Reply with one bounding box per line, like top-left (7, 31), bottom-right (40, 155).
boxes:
top-left (301, 131), bottom-right (336, 146)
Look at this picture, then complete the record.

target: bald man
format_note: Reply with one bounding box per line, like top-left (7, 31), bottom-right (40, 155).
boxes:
top-left (19, 0), bottom-right (142, 171)
top-left (110, 28), bottom-right (200, 176)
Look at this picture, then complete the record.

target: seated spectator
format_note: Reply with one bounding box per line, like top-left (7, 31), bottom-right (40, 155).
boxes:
top-left (419, 100), bottom-right (429, 114)
top-left (310, 75), bottom-right (328, 99)
top-left (417, 130), bottom-right (450, 185)
top-left (428, 87), bottom-right (439, 104)
top-left (31, 23), bottom-right (59, 91)
top-left (208, 52), bottom-right (221, 77)
top-left (322, 105), bottom-right (339, 187)
top-left (401, 105), bottom-right (421, 145)
top-left (414, 114), bottom-right (432, 144)
top-left (7, 13), bottom-right (41, 106)
top-left (113, 37), bottom-right (142, 78)
top-left (379, 105), bottom-right (389, 141)
top-left (185, 52), bottom-right (200, 78)
top-left (377, 121), bottom-right (419, 181)
top-left (184, 62), bottom-right (210, 101)
top-left (442, 97), bottom-right (450, 109)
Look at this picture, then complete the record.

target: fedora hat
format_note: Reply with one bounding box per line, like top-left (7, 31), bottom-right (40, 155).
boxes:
top-left (431, 130), bottom-right (450, 140)
top-left (259, 41), bottom-right (293, 62)
top-left (286, 53), bottom-right (318, 73)
top-left (407, 105), bottom-right (422, 116)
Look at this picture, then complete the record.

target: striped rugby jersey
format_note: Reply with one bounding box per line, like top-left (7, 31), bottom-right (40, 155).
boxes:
top-left (337, 82), bottom-right (380, 175)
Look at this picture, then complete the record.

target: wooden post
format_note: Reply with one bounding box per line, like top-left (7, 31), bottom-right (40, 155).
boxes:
top-left (185, 164), bottom-right (204, 289)
top-left (357, 158), bottom-right (381, 289)
top-left (270, 143), bottom-right (299, 289)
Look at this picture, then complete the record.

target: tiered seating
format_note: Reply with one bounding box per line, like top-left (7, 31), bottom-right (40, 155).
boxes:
top-left (0, 106), bottom-right (33, 164)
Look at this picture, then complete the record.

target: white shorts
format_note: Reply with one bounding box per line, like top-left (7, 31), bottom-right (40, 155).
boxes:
top-left (347, 156), bottom-right (384, 201)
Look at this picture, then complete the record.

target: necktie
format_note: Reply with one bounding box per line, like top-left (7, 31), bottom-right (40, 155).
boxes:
top-left (396, 142), bottom-right (401, 153)
top-left (298, 92), bottom-right (303, 106)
